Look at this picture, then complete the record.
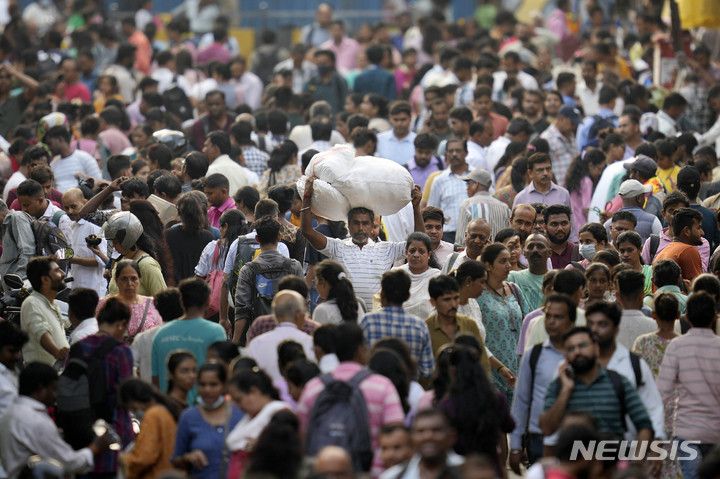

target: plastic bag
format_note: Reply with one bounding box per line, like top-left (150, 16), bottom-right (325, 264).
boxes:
top-left (297, 177), bottom-right (352, 221)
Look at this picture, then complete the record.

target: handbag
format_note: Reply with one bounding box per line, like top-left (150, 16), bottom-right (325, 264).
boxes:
top-left (205, 242), bottom-right (224, 318)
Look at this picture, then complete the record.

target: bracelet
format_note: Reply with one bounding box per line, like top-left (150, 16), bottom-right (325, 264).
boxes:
top-left (300, 206), bottom-right (311, 212)
top-left (510, 449), bottom-right (522, 454)
top-left (303, 194), bottom-right (312, 198)
top-left (496, 365), bottom-right (506, 372)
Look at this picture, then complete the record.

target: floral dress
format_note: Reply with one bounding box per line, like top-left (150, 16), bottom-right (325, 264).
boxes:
top-left (478, 284), bottom-right (523, 404)
top-left (632, 332), bottom-right (682, 479)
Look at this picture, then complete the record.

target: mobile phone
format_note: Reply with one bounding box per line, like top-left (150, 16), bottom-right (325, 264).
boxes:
top-left (565, 364), bottom-right (574, 379)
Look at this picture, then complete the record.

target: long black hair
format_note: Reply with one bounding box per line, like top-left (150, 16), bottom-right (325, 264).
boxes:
top-left (494, 141), bottom-right (526, 175)
top-left (315, 259), bottom-right (359, 321)
top-left (218, 209), bottom-right (247, 265)
top-left (565, 149), bottom-right (606, 193)
top-left (166, 350), bottom-right (196, 395)
top-left (229, 368), bottom-right (280, 400)
top-left (369, 349), bottom-right (410, 414)
top-left (245, 410), bottom-right (302, 479)
top-left (119, 377), bottom-right (181, 421)
top-left (267, 140), bottom-right (299, 173)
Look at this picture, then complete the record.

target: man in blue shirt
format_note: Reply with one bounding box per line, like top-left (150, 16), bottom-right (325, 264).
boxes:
top-left (377, 101), bottom-right (416, 165)
top-left (353, 44), bottom-right (396, 100)
top-left (576, 85), bottom-right (619, 151)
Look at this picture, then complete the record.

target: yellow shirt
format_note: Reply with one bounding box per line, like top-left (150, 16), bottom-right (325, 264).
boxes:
top-left (657, 165), bottom-right (681, 193)
top-left (421, 171), bottom-right (443, 204)
top-left (425, 313), bottom-right (491, 376)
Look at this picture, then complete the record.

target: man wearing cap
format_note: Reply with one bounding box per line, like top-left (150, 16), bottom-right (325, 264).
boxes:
top-left (456, 169), bottom-right (511, 246)
top-left (603, 179), bottom-right (662, 243)
top-left (540, 104), bottom-right (581, 186)
top-left (623, 154), bottom-right (664, 221)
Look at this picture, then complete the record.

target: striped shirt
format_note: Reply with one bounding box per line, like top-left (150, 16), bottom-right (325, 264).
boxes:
top-left (296, 361), bottom-right (405, 451)
top-left (360, 306), bottom-right (435, 378)
top-left (657, 328), bottom-right (720, 443)
top-left (544, 366), bottom-right (653, 437)
top-left (427, 167), bottom-right (471, 234)
top-left (456, 191), bottom-right (511, 245)
top-left (319, 237), bottom-right (406, 306)
top-left (540, 123), bottom-right (578, 187)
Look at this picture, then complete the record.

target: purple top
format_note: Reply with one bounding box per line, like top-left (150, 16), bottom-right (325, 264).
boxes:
top-left (513, 181), bottom-right (572, 209)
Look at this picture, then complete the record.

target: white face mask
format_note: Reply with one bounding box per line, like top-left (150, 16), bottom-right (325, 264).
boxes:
top-left (197, 395), bottom-right (225, 410)
top-left (579, 243), bottom-right (596, 261)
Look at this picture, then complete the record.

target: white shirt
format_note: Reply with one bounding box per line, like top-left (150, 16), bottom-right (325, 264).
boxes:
top-left (233, 72), bottom-right (264, 110)
top-left (223, 236), bottom-right (290, 275)
top-left (466, 140), bottom-right (489, 171)
top-left (381, 452), bottom-right (465, 479)
top-left (0, 396), bottom-right (94, 479)
top-left (656, 110), bottom-right (679, 138)
top-left (246, 322), bottom-right (316, 383)
top-left (577, 81), bottom-right (602, 116)
top-left (273, 58), bottom-right (317, 94)
top-left (51, 149), bottom-right (102, 193)
top-left (608, 343), bottom-right (666, 440)
top-left (485, 136), bottom-right (511, 183)
top-left (131, 324), bottom-right (163, 381)
top-left (0, 362), bottom-right (17, 478)
top-left (206, 154), bottom-right (249, 197)
top-left (68, 219), bottom-right (107, 298)
top-left (3, 171), bottom-right (25, 201)
top-left (492, 70), bottom-right (539, 100)
top-left (617, 309), bottom-right (657, 351)
top-left (587, 157), bottom-right (632, 223)
top-left (288, 125), bottom-right (346, 152)
top-left (150, 67), bottom-right (175, 94)
top-left (69, 318), bottom-right (98, 345)
top-left (382, 202), bottom-right (414, 243)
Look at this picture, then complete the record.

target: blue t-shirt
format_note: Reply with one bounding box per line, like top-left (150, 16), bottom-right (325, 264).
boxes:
top-left (173, 404), bottom-right (243, 479)
top-left (151, 318), bottom-right (226, 404)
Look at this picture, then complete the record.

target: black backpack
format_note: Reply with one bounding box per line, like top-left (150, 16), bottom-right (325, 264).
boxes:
top-left (245, 257), bottom-right (299, 319)
top-left (305, 370), bottom-right (374, 472)
top-left (31, 211), bottom-right (72, 273)
top-left (584, 115), bottom-right (618, 149)
top-left (55, 338), bottom-right (121, 450)
top-left (162, 80), bottom-right (194, 122)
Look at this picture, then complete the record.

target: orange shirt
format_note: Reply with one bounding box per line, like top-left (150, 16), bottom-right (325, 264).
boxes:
top-left (654, 241), bottom-right (703, 281)
top-left (121, 405), bottom-right (177, 479)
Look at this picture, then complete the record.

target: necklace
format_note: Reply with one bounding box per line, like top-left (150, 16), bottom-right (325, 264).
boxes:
top-left (487, 282), bottom-right (506, 304)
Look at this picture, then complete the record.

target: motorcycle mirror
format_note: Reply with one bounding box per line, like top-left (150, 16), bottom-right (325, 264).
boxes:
top-left (4, 274), bottom-right (24, 289)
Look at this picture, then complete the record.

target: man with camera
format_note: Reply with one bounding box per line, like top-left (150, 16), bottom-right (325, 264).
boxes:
top-left (62, 188), bottom-right (107, 299)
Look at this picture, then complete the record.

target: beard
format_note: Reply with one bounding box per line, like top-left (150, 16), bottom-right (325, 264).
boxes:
top-left (548, 231), bottom-right (570, 245)
top-left (571, 354), bottom-right (596, 375)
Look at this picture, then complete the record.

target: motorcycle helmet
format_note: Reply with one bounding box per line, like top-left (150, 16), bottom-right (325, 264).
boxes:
top-left (100, 212), bottom-right (144, 250)
top-left (152, 129), bottom-right (189, 156)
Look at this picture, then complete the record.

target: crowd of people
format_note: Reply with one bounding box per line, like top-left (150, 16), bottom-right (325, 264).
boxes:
top-left (0, 0), bottom-right (719, 479)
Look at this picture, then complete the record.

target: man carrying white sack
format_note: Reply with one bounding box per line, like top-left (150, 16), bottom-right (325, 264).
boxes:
top-left (301, 177), bottom-right (424, 306)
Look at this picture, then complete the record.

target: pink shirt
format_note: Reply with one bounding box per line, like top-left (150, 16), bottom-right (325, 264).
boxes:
top-left (196, 43), bottom-right (232, 65)
top-left (207, 197), bottom-right (237, 229)
top-left (99, 127), bottom-right (132, 155)
top-left (296, 361), bottom-right (405, 451)
top-left (59, 82), bottom-right (91, 103)
top-left (97, 295), bottom-right (163, 338)
top-left (657, 328), bottom-right (720, 443)
top-left (319, 37), bottom-right (361, 73)
top-left (570, 176), bottom-right (592, 241)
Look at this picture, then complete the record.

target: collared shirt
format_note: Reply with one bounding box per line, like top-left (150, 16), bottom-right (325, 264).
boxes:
top-left (577, 81), bottom-right (602, 116)
top-left (510, 340), bottom-right (564, 448)
top-left (208, 197), bottom-right (236, 229)
top-left (131, 324), bottom-right (163, 381)
top-left (540, 123), bottom-right (578, 187)
top-left (0, 210), bottom-right (35, 279)
top-left (0, 396), bottom-right (94, 479)
top-left (319, 237), bottom-right (406, 306)
top-left (427, 166), bottom-right (471, 233)
top-left (643, 284), bottom-right (687, 313)
top-left (242, 314), bottom-right (319, 343)
top-left (70, 318), bottom-right (99, 345)
top-left (247, 322), bottom-right (316, 383)
top-left (642, 226), bottom-right (710, 271)
top-left (603, 206), bottom-right (662, 244)
top-left (319, 36), bottom-right (362, 73)
top-left (241, 145), bottom-right (270, 177)
top-left (425, 313), bottom-right (491, 375)
top-left (466, 140), bottom-right (489, 170)
top-left (588, 158), bottom-right (633, 223)
top-left (456, 191), bottom-right (511, 246)
top-left (657, 328), bottom-right (720, 443)
top-left (380, 451), bottom-right (465, 479)
top-left (297, 361), bottom-right (405, 452)
top-left (20, 291), bottom-right (68, 366)
top-left (406, 156), bottom-right (444, 192)
top-left (69, 219), bottom-right (106, 299)
top-left (513, 181), bottom-right (572, 209)
top-left (524, 308), bottom-right (587, 353)
top-left (433, 241), bottom-right (455, 268)
top-left (617, 309), bottom-right (657, 351)
top-left (360, 306), bottom-right (435, 378)
top-left (544, 366), bottom-right (653, 437)
top-left (51, 149), bottom-right (103, 193)
top-left (206, 154), bottom-right (249, 197)
top-left (608, 343), bottom-right (666, 439)
top-left (376, 130), bottom-right (417, 166)
top-left (0, 362), bottom-right (18, 417)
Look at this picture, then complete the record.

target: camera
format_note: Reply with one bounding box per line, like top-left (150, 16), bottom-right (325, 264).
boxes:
top-left (85, 234), bottom-right (102, 247)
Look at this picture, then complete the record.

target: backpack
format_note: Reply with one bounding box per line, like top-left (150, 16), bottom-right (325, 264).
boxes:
top-left (55, 338), bottom-right (121, 450)
top-left (648, 234), bottom-right (661, 260)
top-left (306, 370), bottom-right (374, 472)
top-left (252, 46), bottom-right (282, 85)
top-left (227, 237), bottom-right (261, 305)
top-left (521, 344), bottom-right (544, 450)
top-left (31, 211), bottom-right (72, 273)
top-left (246, 257), bottom-right (299, 319)
top-left (606, 354), bottom-right (643, 433)
top-left (584, 115), bottom-right (618, 149)
top-left (162, 80), bottom-right (194, 122)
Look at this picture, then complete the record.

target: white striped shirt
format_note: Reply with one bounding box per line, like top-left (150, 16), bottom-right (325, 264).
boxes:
top-left (319, 237), bottom-right (406, 306)
top-left (456, 192), bottom-right (511, 245)
top-left (50, 149), bottom-right (102, 193)
top-left (427, 166), bottom-right (471, 234)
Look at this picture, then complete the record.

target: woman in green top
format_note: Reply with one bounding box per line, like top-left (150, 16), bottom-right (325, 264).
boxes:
top-left (616, 231), bottom-right (652, 296)
top-left (100, 211), bottom-right (168, 297)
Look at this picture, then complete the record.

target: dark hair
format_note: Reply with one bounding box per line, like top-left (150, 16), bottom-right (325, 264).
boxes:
top-left (267, 184), bottom-right (295, 214)
top-left (663, 190), bottom-right (690, 211)
top-left (405, 232), bottom-right (440, 269)
top-left (179, 277), bottom-right (211, 309)
top-left (166, 350), bottom-right (196, 395)
top-left (616, 230), bottom-right (643, 253)
top-left (255, 199), bottom-right (279, 220)
top-left (119, 378), bottom-right (180, 421)
top-left (315, 260), bottom-right (359, 322)
top-left (24, 145), bottom-right (52, 165)
top-left (204, 173), bottom-right (229, 192)
top-left (107, 155), bottom-right (131, 180)
top-left (527, 152), bottom-right (552, 172)
top-left (671, 207), bottom-right (702, 237)
top-left (147, 144), bottom-right (173, 171)
top-left (663, 92), bottom-right (688, 110)
top-left (286, 359), bottom-right (320, 389)
top-left (17, 179), bottom-right (43, 199)
top-left (44, 124), bottom-right (72, 143)
top-left (244, 410), bottom-right (302, 479)
top-left (121, 177), bottom-right (150, 199)
top-left (566, 149), bottom-right (606, 193)
top-left (651, 258), bottom-right (680, 288)
top-left (364, 94), bottom-right (389, 118)
top-left (277, 340), bottom-right (306, 376)
top-left (380, 269), bottom-right (412, 305)
top-left (154, 288), bottom-right (183, 322)
top-left (234, 185), bottom-right (260, 214)
top-left (347, 206), bottom-right (374, 225)
top-left (677, 165), bottom-right (702, 199)
top-left (585, 262), bottom-right (610, 282)
top-left (27, 256), bottom-right (57, 291)
top-left (98, 296), bottom-right (132, 325)
top-left (556, 424), bottom-right (601, 462)
top-left (428, 275), bottom-right (460, 299)
top-left (494, 140), bottom-right (526, 175)
top-left (351, 127), bottom-right (377, 149)
top-left (154, 174), bottom-right (182, 201)
top-left (552, 268), bottom-right (586, 296)
top-left (542, 204), bottom-right (572, 225)
top-left (544, 293), bottom-right (578, 323)
top-left (369, 349), bottom-right (410, 413)
top-left (562, 326), bottom-right (596, 344)
top-left (452, 260), bottom-right (487, 286)
top-left (207, 131), bottom-right (232, 156)
top-left (334, 322), bottom-right (366, 362)
top-left (422, 206), bottom-right (445, 225)
top-left (579, 223), bottom-right (608, 244)
top-left (494, 227), bottom-right (521, 244)
top-left (255, 216), bottom-right (281, 245)
top-left (0, 321), bottom-right (28, 349)
top-left (198, 361), bottom-right (227, 385)
top-left (480, 243), bottom-right (508, 266)
top-left (313, 325), bottom-right (336, 355)
top-left (593, 249), bottom-right (621, 268)
top-left (686, 291), bottom-right (717, 328)
top-left (176, 192), bottom-right (206, 234)
top-left (277, 275), bottom-right (309, 299)
top-left (229, 368), bottom-right (280, 400)
top-left (267, 140), bottom-right (298, 174)
top-left (616, 269), bottom-right (646, 302)
top-left (692, 274), bottom-right (720, 302)
top-left (29, 166), bottom-right (54, 185)
top-left (68, 288), bottom-right (99, 321)
top-left (652, 291), bottom-right (679, 323)
top-left (206, 341), bottom-right (239, 366)
top-left (19, 362), bottom-right (57, 397)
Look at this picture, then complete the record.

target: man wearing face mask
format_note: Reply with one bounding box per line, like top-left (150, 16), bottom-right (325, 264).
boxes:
top-left (304, 49), bottom-right (348, 115)
top-left (508, 234), bottom-right (550, 311)
top-left (539, 327), bottom-right (654, 443)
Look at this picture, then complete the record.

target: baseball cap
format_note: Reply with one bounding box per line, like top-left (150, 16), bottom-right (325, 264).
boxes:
top-left (623, 154), bottom-right (658, 178)
top-left (619, 179), bottom-right (653, 198)
top-left (459, 169), bottom-right (492, 187)
top-left (558, 105), bottom-right (582, 126)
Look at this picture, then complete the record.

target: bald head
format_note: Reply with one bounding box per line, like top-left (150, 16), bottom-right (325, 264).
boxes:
top-left (62, 188), bottom-right (86, 222)
top-left (271, 290), bottom-right (306, 325)
top-left (317, 3), bottom-right (333, 27)
top-left (315, 446), bottom-right (353, 478)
